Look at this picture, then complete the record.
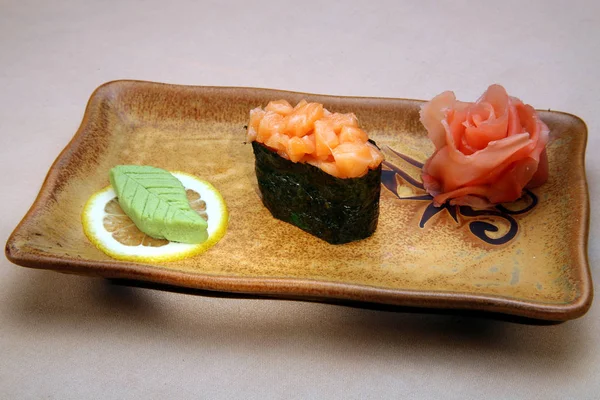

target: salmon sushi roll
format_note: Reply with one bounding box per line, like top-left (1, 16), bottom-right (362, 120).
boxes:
top-left (247, 100), bottom-right (384, 244)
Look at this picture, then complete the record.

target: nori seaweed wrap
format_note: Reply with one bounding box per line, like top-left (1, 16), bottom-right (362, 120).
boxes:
top-left (252, 141), bottom-right (381, 244)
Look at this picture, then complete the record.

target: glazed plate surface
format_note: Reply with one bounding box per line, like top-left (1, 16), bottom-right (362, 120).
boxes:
top-left (5, 81), bottom-right (592, 321)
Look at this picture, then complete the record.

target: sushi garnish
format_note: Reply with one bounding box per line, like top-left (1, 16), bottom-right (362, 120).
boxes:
top-left (247, 100), bottom-right (383, 179)
top-left (82, 167), bottom-right (229, 262)
top-left (420, 84), bottom-right (550, 209)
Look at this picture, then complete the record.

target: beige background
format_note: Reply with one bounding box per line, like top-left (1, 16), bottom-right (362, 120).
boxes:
top-left (1, 0), bottom-right (598, 398)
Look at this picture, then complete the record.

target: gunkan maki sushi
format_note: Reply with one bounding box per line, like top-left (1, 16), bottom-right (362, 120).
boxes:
top-left (247, 100), bottom-right (384, 244)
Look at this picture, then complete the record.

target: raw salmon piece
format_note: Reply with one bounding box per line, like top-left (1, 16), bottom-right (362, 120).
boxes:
top-left (285, 102), bottom-right (324, 137)
top-left (266, 100), bottom-right (294, 116)
top-left (319, 161), bottom-right (341, 178)
top-left (339, 125), bottom-right (368, 143)
top-left (257, 112), bottom-right (285, 143)
top-left (247, 129), bottom-right (257, 142)
top-left (265, 132), bottom-right (289, 152)
top-left (293, 99), bottom-right (308, 110)
top-left (285, 135), bottom-right (316, 162)
top-left (302, 133), bottom-right (316, 154)
top-left (247, 107), bottom-right (266, 141)
top-left (366, 142), bottom-right (384, 169)
top-left (307, 158), bottom-right (341, 178)
top-left (314, 120), bottom-right (339, 157)
top-left (324, 113), bottom-right (359, 133)
top-left (287, 136), bottom-right (309, 162)
top-left (332, 142), bottom-right (372, 178)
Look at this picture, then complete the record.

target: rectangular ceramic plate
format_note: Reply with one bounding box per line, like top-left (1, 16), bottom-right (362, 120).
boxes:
top-left (6, 81), bottom-right (592, 322)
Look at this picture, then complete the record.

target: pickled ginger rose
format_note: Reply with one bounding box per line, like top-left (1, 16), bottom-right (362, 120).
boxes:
top-left (420, 84), bottom-right (549, 209)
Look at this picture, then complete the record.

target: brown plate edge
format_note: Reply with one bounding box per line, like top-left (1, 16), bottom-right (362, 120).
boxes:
top-left (4, 247), bottom-right (592, 322)
top-left (4, 80), bottom-right (593, 322)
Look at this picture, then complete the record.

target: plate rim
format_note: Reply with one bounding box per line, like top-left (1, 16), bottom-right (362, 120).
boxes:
top-left (5, 79), bottom-right (593, 322)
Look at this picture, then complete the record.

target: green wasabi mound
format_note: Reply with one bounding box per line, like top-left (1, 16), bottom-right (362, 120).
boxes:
top-left (109, 165), bottom-right (208, 244)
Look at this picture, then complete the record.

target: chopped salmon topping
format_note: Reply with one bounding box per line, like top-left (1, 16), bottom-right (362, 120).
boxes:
top-left (247, 100), bottom-right (383, 178)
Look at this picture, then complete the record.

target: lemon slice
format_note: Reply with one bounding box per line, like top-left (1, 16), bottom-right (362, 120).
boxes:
top-left (82, 172), bottom-right (228, 262)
